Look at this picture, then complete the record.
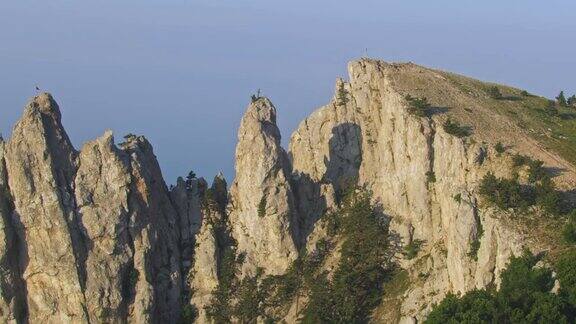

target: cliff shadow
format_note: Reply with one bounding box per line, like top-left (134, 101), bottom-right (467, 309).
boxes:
top-left (371, 202), bottom-right (403, 264)
top-left (322, 122), bottom-right (363, 201)
top-left (428, 106), bottom-right (450, 116)
top-left (544, 166), bottom-right (566, 178)
top-left (294, 122), bottom-right (363, 246)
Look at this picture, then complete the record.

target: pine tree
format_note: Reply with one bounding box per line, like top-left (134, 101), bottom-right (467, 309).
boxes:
top-left (185, 170), bottom-right (197, 190)
top-left (556, 91), bottom-right (567, 107)
top-left (568, 94), bottom-right (576, 107)
top-left (337, 83), bottom-right (349, 106)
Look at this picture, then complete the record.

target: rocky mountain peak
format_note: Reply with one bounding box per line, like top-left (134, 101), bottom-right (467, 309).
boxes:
top-left (27, 92), bottom-right (62, 119)
top-left (0, 60), bottom-right (574, 323)
top-left (228, 97), bottom-right (299, 276)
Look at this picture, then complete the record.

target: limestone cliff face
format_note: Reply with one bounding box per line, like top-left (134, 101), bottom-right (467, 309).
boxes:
top-left (120, 135), bottom-right (182, 323)
top-left (189, 175), bottom-right (228, 324)
top-left (288, 60), bottom-right (532, 320)
top-left (1, 94), bottom-right (183, 323)
top-left (228, 98), bottom-right (299, 276)
top-left (0, 60), bottom-right (572, 323)
top-left (0, 138), bottom-right (25, 323)
top-left (171, 176), bottom-right (207, 261)
top-left (75, 131), bottom-right (133, 322)
top-left (4, 94), bottom-right (88, 323)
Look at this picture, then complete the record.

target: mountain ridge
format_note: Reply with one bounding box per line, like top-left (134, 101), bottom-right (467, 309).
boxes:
top-left (0, 59), bottom-right (574, 323)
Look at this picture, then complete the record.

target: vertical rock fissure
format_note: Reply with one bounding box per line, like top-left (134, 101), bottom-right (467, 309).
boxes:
top-left (0, 142), bottom-right (28, 322)
top-left (40, 113), bottom-right (92, 323)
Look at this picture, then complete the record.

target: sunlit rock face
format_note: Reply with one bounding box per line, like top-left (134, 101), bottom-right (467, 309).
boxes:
top-left (1, 59), bottom-right (570, 322)
top-left (227, 97), bottom-right (299, 277)
top-left (2, 94), bottom-right (182, 323)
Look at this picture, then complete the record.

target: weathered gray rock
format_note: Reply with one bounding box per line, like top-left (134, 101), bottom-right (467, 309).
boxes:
top-left (2, 94), bottom-right (185, 323)
top-left (171, 176), bottom-right (207, 271)
top-left (288, 60), bottom-right (527, 319)
top-left (75, 130), bottom-right (133, 322)
top-left (120, 135), bottom-right (182, 323)
top-left (228, 98), bottom-right (299, 276)
top-left (0, 138), bottom-right (25, 323)
top-left (1, 60), bottom-right (572, 323)
top-left (4, 93), bottom-right (88, 323)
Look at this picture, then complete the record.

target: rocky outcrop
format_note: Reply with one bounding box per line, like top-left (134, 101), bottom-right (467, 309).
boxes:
top-left (75, 131), bottom-right (133, 322)
top-left (4, 94), bottom-right (88, 323)
top-left (289, 60), bottom-right (528, 319)
top-left (120, 135), bottom-right (182, 323)
top-left (0, 138), bottom-right (25, 323)
top-left (0, 59), bottom-right (572, 323)
top-left (228, 98), bottom-right (299, 276)
top-left (171, 176), bottom-right (207, 272)
top-left (2, 94), bottom-right (183, 323)
top-left (171, 172), bottom-right (228, 323)
top-left (188, 185), bottom-right (226, 323)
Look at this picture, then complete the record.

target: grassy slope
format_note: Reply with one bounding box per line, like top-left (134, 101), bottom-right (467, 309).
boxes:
top-left (378, 61), bottom-right (576, 189)
top-left (443, 72), bottom-right (576, 168)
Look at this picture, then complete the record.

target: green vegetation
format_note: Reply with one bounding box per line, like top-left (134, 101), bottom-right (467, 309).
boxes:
top-left (426, 250), bottom-right (576, 323)
top-left (556, 250), bottom-right (576, 307)
top-left (526, 159), bottom-right (547, 183)
top-left (443, 74), bottom-right (576, 168)
top-left (511, 154), bottom-right (548, 183)
top-left (443, 118), bottom-right (470, 137)
top-left (129, 269), bottom-right (139, 287)
top-left (179, 305), bottom-right (198, 324)
top-left (258, 195), bottom-right (267, 218)
top-left (478, 170), bottom-right (568, 216)
top-left (487, 86), bottom-right (503, 99)
top-left (403, 239), bottom-right (424, 260)
top-left (468, 213), bottom-right (484, 261)
top-left (563, 211), bottom-right (576, 245)
top-left (512, 153), bottom-right (530, 167)
top-left (185, 170), bottom-right (197, 190)
top-left (208, 238), bottom-right (331, 323)
top-left (205, 244), bottom-right (242, 322)
top-left (235, 270), bottom-right (264, 323)
top-left (568, 95), bottom-right (576, 107)
top-left (453, 193), bottom-right (462, 204)
top-left (534, 177), bottom-right (566, 215)
top-left (301, 189), bottom-right (394, 323)
top-left (426, 171), bottom-right (436, 184)
top-left (405, 95), bottom-right (432, 117)
top-left (494, 142), bottom-right (505, 154)
top-left (337, 83), bottom-right (349, 106)
top-left (521, 90), bottom-right (531, 97)
top-left (557, 91), bottom-right (568, 107)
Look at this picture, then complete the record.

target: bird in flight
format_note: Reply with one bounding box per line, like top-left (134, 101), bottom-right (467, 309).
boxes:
top-left (35, 85), bottom-right (40, 91)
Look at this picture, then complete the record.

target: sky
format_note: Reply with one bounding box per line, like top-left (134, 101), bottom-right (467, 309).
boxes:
top-left (1, 1), bottom-right (575, 184)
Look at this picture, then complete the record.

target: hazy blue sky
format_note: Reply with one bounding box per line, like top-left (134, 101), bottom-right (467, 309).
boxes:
top-left (1, 1), bottom-right (575, 184)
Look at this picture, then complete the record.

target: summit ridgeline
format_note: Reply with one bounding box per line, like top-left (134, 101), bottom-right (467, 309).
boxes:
top-left (0, 60), bottom-right (575, 323)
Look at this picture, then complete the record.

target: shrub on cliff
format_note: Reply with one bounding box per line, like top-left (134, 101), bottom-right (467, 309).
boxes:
top-left (557, 91), bottom-right (568, 107)
top-left (479, 172), bottom-right (535, 210)
top-left (426, 250), bottom-right (573, 323)
top-left (405, 95), bottom-right (431, 117)
top-left (443, 118), bottom-right (470, 137)
top-left (478, 172), bottom-right (567, 216)
top-left (494, 142), bottom-right (505, 154)
top-left (562, 212), bottom-right (576, 245)
top-left (302, 189), bottom-right (393, 323)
